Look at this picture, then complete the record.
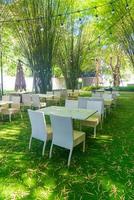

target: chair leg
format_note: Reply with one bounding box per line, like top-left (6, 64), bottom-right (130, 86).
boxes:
top-left (102, 114), bottom-right (104, 122)
top-left (83, 140), bottom-right (85, 152)
top-left (9, 114), bottom-right (12, 122)
top-left (20, 111), bottom-right (23, 119)
top-left (49, 143), bottom-right (53, 158)
top-left (79, 121), bottom-right (82, 131)
top-left (108, 106), bottom-right (111, 114)
top-left (105, 110), bottom-right (107, 118)
top-left (29, 136), bottom-right (32, 150)
top-left (94, 126), bottom-right (96, 138)
top-left (42, 141), bottom-right (46, 156)
top-left (100, 120), bottom-right (102, 130)
top-left (68, 148), bottom-right (73, 167)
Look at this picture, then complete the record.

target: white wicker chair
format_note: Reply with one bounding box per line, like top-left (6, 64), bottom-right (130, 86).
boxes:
top-left (88, 97), bottom-right (105, 119)
top-left (28, 110), bottom-right (52, 156)
top-left (22, 94), bottom-right (32, 108)
top-left (49, 115), bottom-right (85, 167)
top-left (82, 101), bottom-right (103, 138)
top-left (1, 96), bottom-right (22, 122)
top-left (1, 95), bottom-right (10, 110)
top-left (31, 94), bottom-right (46, 109)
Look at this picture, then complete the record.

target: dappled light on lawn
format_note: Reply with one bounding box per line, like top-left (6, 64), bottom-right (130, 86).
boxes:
top-left (0, 92), bottom-right (134, 199)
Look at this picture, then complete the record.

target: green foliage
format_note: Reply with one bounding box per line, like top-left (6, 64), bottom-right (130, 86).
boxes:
top-left (117, 86), bottom-right (134, 92)
top-left (82, 85), bottom-right (101, 91)
top-left (53, 66), bottom-right (63, 78)
top-left (0, 0), bottom-right (134, 91)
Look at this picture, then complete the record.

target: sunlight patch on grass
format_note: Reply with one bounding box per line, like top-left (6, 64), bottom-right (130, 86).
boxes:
top-left (59, 169), bottom-right (70, 177)
top-left (21, 173), bottom-right (36, 188)
top-left (0, 136), bottom-right (19, 141)
top-left (0, 183), bottom-right (29, 199)
top-left (95, 134), bottom-right (113, 143)
top-left (0, 128), bottom-right (22, 139)
top-left (33, 187), bottom-right (53, 199)
top-left (0, 92), bottom-right (134, 199)
top-left (100, 176), bottom-right (125, 199)
top-left (43, 177), bottom-right (56, 190)
top-left (98, 135), bottom-right (113, 140)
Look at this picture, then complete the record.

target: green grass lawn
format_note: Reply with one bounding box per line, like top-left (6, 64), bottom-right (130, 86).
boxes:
top-left (0, 92), bottom-right (134, 200)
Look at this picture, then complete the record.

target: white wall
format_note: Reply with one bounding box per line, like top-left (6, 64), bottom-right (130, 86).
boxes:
top-left (2, 76), bottom-right (33, 91)
top-left (52, 77), bottom-right (66, 90)
top-left (1, 76), bottom-right (66, 91)
top-left (2, 74), bottom-right (134, 92)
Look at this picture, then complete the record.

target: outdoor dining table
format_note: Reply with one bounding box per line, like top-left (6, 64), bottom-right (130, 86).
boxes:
top-left (0, 101), bottom-right (13, 106)
top-left (38, 106), bottom-right (97, 120)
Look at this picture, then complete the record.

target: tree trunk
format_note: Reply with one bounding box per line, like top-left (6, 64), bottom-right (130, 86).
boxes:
top-left (110, 56), bottom-right (120, 87)
top-left (32, 66), bottom-right (52, 94)
top-left (95, 58), bottom-right (100, 87)
top-left (64, 69), bottom-right (78, 92)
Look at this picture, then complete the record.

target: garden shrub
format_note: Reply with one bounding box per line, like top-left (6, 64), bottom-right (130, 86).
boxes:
top-left (116, 86), bottom-right (134, 91)
top-left (82, 86), bottom-right (101, 91)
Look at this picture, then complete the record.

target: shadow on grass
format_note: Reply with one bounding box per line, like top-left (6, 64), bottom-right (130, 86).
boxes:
top-left (0, 93), bottom-right (134, 199)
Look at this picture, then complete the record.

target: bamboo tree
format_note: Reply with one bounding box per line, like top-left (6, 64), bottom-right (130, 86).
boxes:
top-left (8, 0), bottom-right (62, 93)
top-left (57, 19), bottom-right (82, 91)
top-left (111, 0), bottom-right (134, 67)
top-left (110, 55), bottom-right (121, 87)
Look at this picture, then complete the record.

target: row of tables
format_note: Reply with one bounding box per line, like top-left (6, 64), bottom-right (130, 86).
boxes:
top-left (0, 101), bottom-right (97, 123)
top-left (0, 91), bottom-right (114, 121)
top-left (8, 91), bottom-right (60, 99)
